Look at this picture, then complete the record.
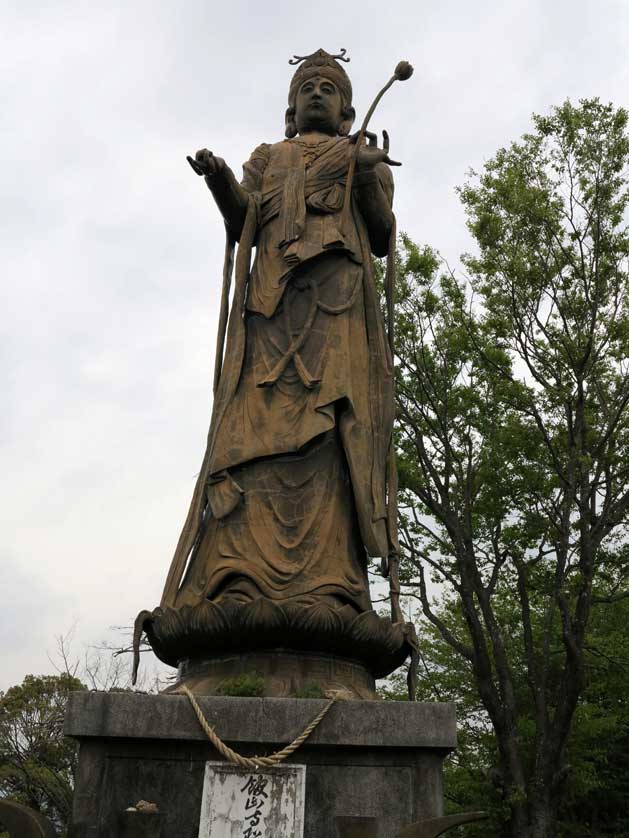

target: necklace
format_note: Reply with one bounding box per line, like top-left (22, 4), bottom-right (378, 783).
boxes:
top-left (290, 135), bottom-right (336, 167)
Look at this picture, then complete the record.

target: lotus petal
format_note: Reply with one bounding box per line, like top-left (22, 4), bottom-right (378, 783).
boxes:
top-left (188, 600), bottom-right (228, 642)
top-left (348, 610), bottom-right (386, 647)
top-left (282, 599), bottom-right (304, 630)
top-left (336, 603), bottom-right (359, 631)
top-left (239, 598), bottom-right (288, 647)
top-left (379, 620), bottom-right (406, 656)
top-left (292, 602), bottom-right (343, 646)
top-left (155, 607), bottom-right (186, 644)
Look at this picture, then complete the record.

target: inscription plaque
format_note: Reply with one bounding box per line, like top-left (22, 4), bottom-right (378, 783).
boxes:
top-left (198, 762), bottom-right (306, 838)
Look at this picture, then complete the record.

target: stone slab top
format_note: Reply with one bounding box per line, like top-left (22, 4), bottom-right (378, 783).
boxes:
top-left (64, 692), bottom-right (457, 750)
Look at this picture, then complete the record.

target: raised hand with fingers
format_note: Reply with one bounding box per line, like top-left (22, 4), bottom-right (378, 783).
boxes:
top-left (352, 129), bottom-right (401, 170)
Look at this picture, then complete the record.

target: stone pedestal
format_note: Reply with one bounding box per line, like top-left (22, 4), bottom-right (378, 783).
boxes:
top-left (65, 692), bottom-right (456, 838)
top-left (169, 650), bottom-right (379, 699)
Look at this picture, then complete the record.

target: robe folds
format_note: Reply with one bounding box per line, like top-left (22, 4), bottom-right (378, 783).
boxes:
top-left (161, 135), bottom-right (395, 614)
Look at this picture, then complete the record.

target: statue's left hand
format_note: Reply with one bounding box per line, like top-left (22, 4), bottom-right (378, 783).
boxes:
top-left (352, 130), bottom-right (401, 169)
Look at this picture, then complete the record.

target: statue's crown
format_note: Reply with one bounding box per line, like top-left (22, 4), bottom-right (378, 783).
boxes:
top-left (288, 48), bottom-right (352, 105)
top-left (288, 48), bottom-right (350, 68)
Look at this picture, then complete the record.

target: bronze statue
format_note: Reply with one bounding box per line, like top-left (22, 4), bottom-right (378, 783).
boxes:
top-left (135, 50), bottom-right (417, 699)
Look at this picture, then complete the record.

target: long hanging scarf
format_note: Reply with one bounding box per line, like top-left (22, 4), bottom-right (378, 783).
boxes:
top-left (212, 231), bottom-right (235, 395)
top-left (278, 143), bottom-right (306, 249)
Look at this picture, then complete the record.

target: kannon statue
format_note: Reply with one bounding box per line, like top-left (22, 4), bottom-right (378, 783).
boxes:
top-left (136, 50), bottom-right (417, 699)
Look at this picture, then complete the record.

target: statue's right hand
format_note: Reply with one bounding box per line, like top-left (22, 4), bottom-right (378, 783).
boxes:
top-left (187, 149), bottom-right (226, 177)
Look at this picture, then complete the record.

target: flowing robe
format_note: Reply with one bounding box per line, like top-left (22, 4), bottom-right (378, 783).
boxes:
top-left (162, 135), bottom-right (395, 615)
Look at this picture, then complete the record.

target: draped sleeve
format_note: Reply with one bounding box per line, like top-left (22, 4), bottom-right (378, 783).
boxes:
top-left (241, 143), bottom-right (271, 194)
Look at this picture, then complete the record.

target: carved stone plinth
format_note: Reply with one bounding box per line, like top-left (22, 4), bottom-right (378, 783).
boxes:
top-left (65, 691), bottom-right (456, 838)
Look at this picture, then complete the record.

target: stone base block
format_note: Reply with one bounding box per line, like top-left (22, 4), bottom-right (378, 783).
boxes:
top-left (65, 691), bottom-right (456, 838)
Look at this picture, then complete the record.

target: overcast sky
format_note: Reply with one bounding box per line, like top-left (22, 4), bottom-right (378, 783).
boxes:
top-left (2, 0), bottom-right (629, 691)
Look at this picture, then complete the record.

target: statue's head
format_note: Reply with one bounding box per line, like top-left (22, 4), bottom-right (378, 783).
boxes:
top-left (285, 49), bottom-right (355, 138)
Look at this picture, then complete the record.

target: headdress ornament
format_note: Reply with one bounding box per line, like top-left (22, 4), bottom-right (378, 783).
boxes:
top-left (287, 48), bottom-right (352, 106)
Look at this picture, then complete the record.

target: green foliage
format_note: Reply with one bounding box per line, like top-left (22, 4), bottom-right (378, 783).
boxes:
top-left (556, 595), bottom-right (629, 836)
top-left (382, 605), bottom-right (507, 837)
top-left (0, 673), bottom-right (85, 837)
top-left (294, 681), bottom-right (325, 699)
top-left (215, 673), bottom-right (265, 697)
top-left (385, 595), bottom-right (629, 837)
top-left (391, 99), bottom-right (629, 836)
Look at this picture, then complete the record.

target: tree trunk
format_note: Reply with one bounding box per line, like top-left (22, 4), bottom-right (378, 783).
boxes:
top-left (508, 791), bottom-right (557, 838)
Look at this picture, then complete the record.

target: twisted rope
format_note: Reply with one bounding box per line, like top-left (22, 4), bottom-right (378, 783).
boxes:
top-left (177, 685), bottom-right (345, 769)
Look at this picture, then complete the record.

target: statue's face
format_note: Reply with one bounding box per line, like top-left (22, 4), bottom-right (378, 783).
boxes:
top-left (294, 75), bottom-right (344, 136)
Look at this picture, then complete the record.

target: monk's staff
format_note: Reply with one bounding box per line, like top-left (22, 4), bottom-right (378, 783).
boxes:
top-left (340, 59), bottom-right (413, 349)
top-left (340, 60), bottom-right (414, 624)
top-left (386, 212), bottom-right (404, 626)
top-left (339, 59), bottom-right (414, 228)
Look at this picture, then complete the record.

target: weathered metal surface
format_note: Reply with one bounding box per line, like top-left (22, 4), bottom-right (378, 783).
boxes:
top-left (0, 799), bottom-right (57, 838)
top-left (397, 811), bottom-right (487, 837)
top-left (198, 761), bottom-right (306, 838)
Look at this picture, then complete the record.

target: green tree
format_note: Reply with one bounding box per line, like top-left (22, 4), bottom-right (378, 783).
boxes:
top-left (557, 593), bottom-right (629, 835)
top-left (383, 593), bottom-right (629, 837)
top-left (0, 674), bottom-right (85, 836)
top-left (0, 631), bottom-right (164, 838)
top-left (382, 599), bottom-right (506, 836)
top-left (393, 99), bottom-right (629, 837)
